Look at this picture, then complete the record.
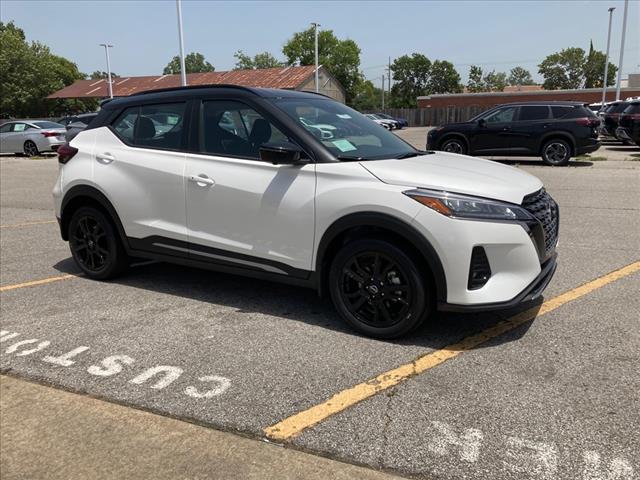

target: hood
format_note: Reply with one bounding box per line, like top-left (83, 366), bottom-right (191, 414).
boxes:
top-left (360, 152), bottom-right (543, 204)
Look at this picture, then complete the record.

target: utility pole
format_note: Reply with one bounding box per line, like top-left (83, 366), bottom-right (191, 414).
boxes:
top-left (388, 56), bottom-right (391, 97)
top-left (176, 0), bottom-right (187, 86)
top-left (99, 44), bottom-right (114, 99)
top-left (381, 75), bottom-right (385, 109)
top-left (311, 22), bottom-right (320, 93)
top-left (615, 0), bottom-right (629, 100)
top-left (601, 7), bottom-right (615, 107)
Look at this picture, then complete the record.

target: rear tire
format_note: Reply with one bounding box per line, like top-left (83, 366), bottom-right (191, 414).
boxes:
top-left (541, 139), bottom-right (571, 166)
top-left (440, 138), bottom-right (467, 155)
top-left (68, 206), bottom-right (128, 280)
top-left (23, 141), bottom-right (39, 157)
top-left (329, 238), bottom-right (431, 338)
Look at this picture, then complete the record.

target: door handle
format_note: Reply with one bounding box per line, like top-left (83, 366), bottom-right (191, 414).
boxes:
top-left (96, 152), bottom-right (115, 164)
top-left (188, 174), bottom-right (215, 186)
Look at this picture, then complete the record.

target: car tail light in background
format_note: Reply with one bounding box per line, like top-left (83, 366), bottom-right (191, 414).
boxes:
top-left (575, 117), bottom-right (600, 127)
top-left (57, 144), bottom-right (78, 164)
top-left (41, 131), bottom-right (59, 137)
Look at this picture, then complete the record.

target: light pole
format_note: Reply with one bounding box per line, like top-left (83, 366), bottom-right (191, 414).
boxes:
top-left (381, 75), bottom-right (385, 109)
top-left (176, 0), bottom-right (187, 86)
top-left (601, 7), bottom-right (615, 107)
top-left (615, 0), bottom-right (629, 100)
top-left (99, 43), bottom-right (113, 99)
top-left (311, 22), bottom-right (320, 93)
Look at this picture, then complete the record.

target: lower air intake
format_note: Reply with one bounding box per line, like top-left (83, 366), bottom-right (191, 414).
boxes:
top-left (468, 246), bottom-right (491, 290)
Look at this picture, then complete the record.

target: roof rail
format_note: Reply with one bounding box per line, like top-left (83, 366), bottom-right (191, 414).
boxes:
top-left (130, 83), bottom-right (259, 97)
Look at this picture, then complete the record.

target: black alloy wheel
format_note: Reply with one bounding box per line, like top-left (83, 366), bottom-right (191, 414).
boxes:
top-left (68, 207), bottom-right (128, 279)
top-left (23, 140), bottom-right (39, 157)
top-left (329, 239), bottom-right (430, 338)
top-left (541, 139), bottom-right (571, 166)
top-left (440, 138), bottom-right (466, 155)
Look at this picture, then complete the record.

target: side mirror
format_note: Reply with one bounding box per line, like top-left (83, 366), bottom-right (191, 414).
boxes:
top-left (259, 142), bottom-right (305, 165)
top-left (478, 118), bottom-right (487, 128)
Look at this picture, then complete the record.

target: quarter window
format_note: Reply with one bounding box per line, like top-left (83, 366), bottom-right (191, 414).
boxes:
top-left (199, 100), bottom-right (288, 159)
top-left (518, 106), bottom-right (550, 121)
top-left (112, 102), bottom-right (186, 150)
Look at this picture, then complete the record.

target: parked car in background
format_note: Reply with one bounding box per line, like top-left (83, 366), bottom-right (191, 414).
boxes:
top-left (600, 101), bottom-right (629, 139)
top-left (365, 113), bottom-right (396, 130)
top-left (375, 113), bottom-right (408, 129)
top-left (0, 120), bottom-right (66, 156)
top-left (614, 100), bottom-right (640, 146)
top-left (53, 85), bottom-right (558, 338)
top-left (427, 102), bottom-right (600, 166)
top-left (64, 113), bottom-right (99, 142)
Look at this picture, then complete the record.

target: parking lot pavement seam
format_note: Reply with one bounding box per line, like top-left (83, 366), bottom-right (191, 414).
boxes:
top-left (263, 260), bottom-right (640, 442)
top-left (0, 274), bottom-right (81, 292)
top-left (0, 220), bottom-right (57, 228)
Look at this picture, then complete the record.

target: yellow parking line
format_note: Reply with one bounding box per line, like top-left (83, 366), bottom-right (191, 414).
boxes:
top-left (0, 274), bottom-right (80, 292)
top-left (264, 260), bottom-right (640, 441)
top-left (0, 220), bottom-right (57, 228)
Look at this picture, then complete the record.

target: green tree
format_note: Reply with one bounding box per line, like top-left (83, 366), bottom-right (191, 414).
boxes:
top-left (538, 47), bottom-right (586, 89)
top-left (350, 79), bottom-right (382, 111)
top-left (467, 65), bottom-right (485, 92)
top-left (389, 53), bottom-right (431, 107)
top-left (282, 27), bottom-right (362, 102)
top-left (0, 21), bottom-right (93, 117)
top-left (89, 70), bottom-right (119, 79)
top-left (163, 52), bottom-right (214, 75)
top-left (584, 41), bottom-right (617, 88)
top-left (508, 66), bottom-right (535, 86)
top-left (483, 70), bottom-right (508, 92)
top-left (427, 60), bottom-right (462, 94)
top-left (233, 50), bottom-right (283, 70)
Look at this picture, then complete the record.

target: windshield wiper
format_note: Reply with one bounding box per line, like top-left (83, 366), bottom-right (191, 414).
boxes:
top-left (395, 150), bottom-right (432, 159)
top-left (336, 155), bottom-right (366, 162)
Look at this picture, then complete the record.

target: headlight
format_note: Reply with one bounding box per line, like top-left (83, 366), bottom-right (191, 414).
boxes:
top-left (404, 189), bottom-right (533, 221)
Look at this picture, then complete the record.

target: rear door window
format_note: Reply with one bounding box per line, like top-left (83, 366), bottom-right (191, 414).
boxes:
top-left (518, 106), bottom-right (550, 121)
top-left (622, 103), bottom-right (640, 114)
top-left (112, 102), bottom-right (186, 150)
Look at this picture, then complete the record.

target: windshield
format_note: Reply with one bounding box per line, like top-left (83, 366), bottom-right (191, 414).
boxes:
top-left (32, 121), bottom-right (64, 129)
top-left (274, 98), bottom-right (415, 160)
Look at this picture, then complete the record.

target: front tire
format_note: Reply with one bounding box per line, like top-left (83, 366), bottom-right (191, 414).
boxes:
top-left (329, 239), bottom-right (431, 338)
top-left (541, 139), bottom-right (571, 166)
top-left (440, 138), bottom-right (467, 155)
top-left (68, 207), bottom-right (128, 280)
top-left (23, 140), bottom-right (39, 157)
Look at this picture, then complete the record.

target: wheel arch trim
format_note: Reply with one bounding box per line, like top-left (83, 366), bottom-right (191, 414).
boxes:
top-left (315, 212), bottom-right (447, 303)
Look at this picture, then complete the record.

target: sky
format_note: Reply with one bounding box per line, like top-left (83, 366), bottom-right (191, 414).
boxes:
top-left (1, 0), bottom-right (639, 87)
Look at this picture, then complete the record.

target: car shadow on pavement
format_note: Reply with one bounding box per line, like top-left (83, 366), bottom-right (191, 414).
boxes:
top-left (53, 258), bottom-right (537, 350)
top-left (492, 159), bottom-right (594, 167)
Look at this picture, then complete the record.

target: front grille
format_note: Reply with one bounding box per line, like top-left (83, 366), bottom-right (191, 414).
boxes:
top-left (522, 188), bottom-right (559, 255)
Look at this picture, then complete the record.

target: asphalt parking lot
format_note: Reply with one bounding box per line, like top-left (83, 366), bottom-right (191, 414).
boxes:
top-left (1, 131), bottom-right (639, 480)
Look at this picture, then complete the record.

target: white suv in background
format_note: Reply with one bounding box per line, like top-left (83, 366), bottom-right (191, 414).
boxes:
top-left (53, 86), bottom-right (558, 338)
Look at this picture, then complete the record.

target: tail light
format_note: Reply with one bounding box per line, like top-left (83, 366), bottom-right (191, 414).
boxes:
top-left (575, 117), bottom-right (600, 127)
top-left (41, 131), bottom-right (59, 137)
top-left (57, 144), bottom-right (78, 164)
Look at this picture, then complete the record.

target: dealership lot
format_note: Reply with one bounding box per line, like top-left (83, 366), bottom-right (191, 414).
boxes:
top-left (1, 136), bottom-right (639, 479)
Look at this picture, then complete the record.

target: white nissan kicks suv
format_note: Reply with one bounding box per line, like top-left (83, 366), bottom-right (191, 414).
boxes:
top-left (53, 85), bottom-right (558, 338)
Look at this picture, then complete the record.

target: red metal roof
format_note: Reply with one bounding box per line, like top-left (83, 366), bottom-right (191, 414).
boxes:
top-left (47, 65), bottom-right (318, 99)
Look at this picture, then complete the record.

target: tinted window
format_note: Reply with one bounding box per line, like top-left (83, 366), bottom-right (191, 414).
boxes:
top-left (518, 106), bottom-right (550, 121)
top-left (623, 103), bottom-right (640, 114)
top-left (0, 123), bottom-right (12, 133)
top-left (485, 107), bottom-right (517, 123)
top-left (112, 103), bottom-right (186, 150)
top-left (199, 100), bottom-right (288, 159)
top-left (79, 114), bottom-right (98, 126)
top-left (610, 103), bottom-right (629, 114)
top-left (32, 121), bottom-right (64, 129)
top-left (551, 106), bottom-right (590, 119)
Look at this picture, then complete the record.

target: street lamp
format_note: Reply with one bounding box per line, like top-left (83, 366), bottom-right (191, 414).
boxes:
top-left (99, 43), bottom-right (114, 99)
top-left (176, 0), bottom-right (187, 86)
top-left (601, 7), bottom-right (615, 107)
top-left (311, 22), bottom-right (320, 93)
top-left (615, 0), bottom-right (629, 101)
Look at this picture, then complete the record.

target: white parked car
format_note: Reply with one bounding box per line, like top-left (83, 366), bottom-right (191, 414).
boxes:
top-left (0, 120), bottom-right (66, 156)
top-left (53, 86), bottom-right (558, 338)
top-left (365, 113), bottom-right (396, 130)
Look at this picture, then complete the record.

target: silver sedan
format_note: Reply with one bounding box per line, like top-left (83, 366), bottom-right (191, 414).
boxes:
top-left (0, 120), bottom-right (67, 156)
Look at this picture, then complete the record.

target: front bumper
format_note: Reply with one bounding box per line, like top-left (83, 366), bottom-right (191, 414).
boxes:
top-left (439, 253), bottom-right (557, 312)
